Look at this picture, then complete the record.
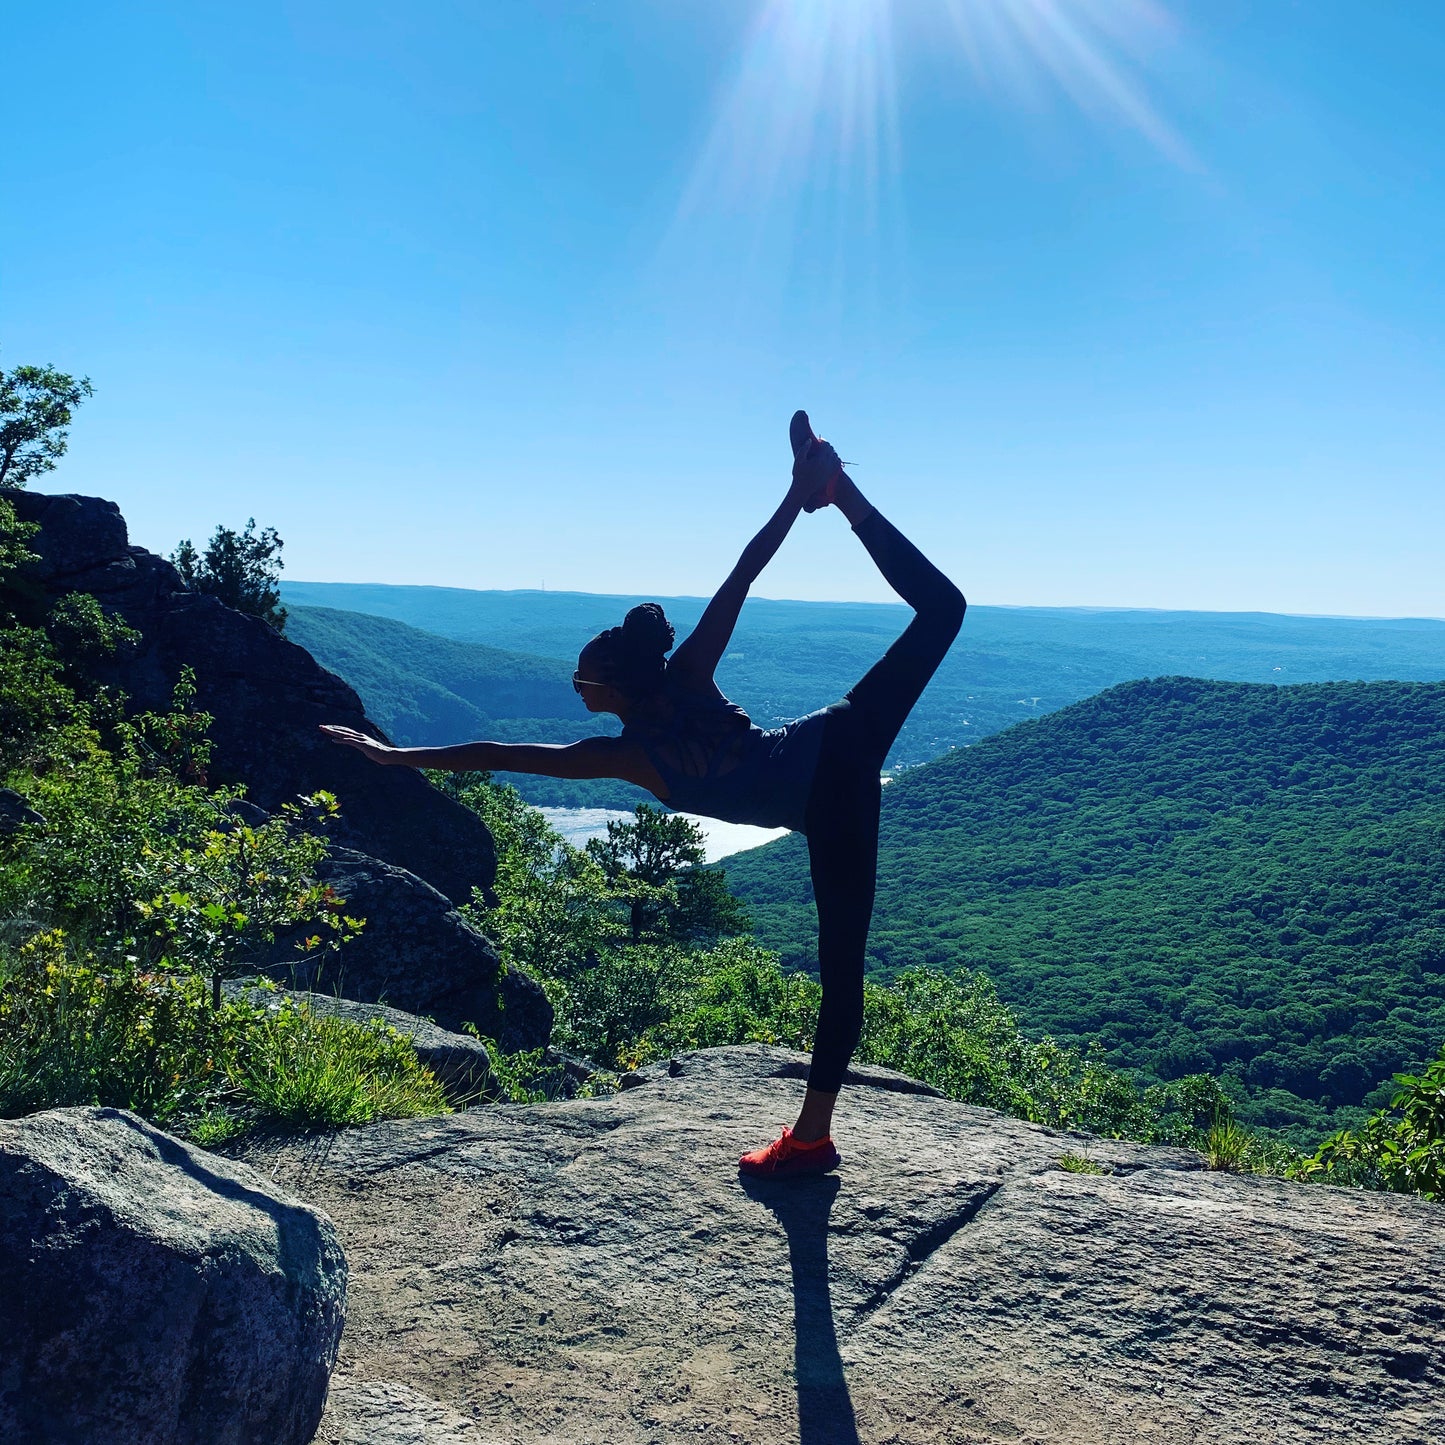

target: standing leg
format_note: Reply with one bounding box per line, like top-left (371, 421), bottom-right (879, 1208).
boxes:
top-left (740, 464), bottom-right (965, 1170)
top-left (791, 740), bottom-right (881, 1142)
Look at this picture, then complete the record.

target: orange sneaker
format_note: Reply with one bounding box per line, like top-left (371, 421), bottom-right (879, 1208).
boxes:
top-left (738, 1125), bottom-right (841, 1178)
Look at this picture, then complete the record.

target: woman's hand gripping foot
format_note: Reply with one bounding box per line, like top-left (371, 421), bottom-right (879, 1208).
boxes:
top-left (788, 409), bottom-right (845, 513)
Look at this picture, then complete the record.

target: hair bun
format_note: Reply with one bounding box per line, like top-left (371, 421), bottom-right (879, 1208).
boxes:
top-left (622, 603), bottom-right (675, 658)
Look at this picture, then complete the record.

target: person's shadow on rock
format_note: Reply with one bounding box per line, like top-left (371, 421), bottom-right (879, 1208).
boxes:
top-left (741, 1174), bottom-right (860, 1445)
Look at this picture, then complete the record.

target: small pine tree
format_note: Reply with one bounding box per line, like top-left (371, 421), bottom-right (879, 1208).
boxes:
top-left (171, 519), bottom-right (288, 632)
top-left (586, 805), bottom-right (749, 944)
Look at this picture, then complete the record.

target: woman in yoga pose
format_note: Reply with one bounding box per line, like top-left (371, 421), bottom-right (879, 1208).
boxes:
top-left (322, 412), bottom-right (965, 1177)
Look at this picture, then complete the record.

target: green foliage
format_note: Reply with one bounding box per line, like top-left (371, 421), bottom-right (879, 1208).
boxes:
top-left (0, 928), bottom-right (229, 1125)
top-left (131, 790), bottom-right (362, 1008)
top-left (44, 592), bottom-right (140, 695)
top-left (555, 943), bottom-right (709, 1068)
top-left (1302, 1049), bottom-right (1445, 1199)
top-left (172, 518), bottom-right (288, 632)
top-left (730, 677), bottom-right (1445, 1141)
top-left (584, 805), bottom-right (750, 944)
top-left (0, 572), bottom-right (435, 1139)
top-left (1202, 1111), bottom-right (1253, 1172)
top-left (228, 994), bottom-right (448, 1127)
top-left (0, 625), bottom-right (74, 774)
top-left (439, 771), bottom-right (623, 977)
top-left (461, 1033), bottom-right (613, 1104)
top-left (2, 667), bottom-right (358, 1002)
top-left (635, 936), bottom-right (820, 1062)
top-left (0, 492), bottom-right (40, 611)
top-left (0, 362), bottom-right (93, 489)
top-left (0, 500), bottom-right (74, 770)
top-left (445, 775), bottom-right (746, 971)
top-left (1058, 1153), bottom-right (1110, 1175)
top-left (0, 931), bottom-right (447, 1134)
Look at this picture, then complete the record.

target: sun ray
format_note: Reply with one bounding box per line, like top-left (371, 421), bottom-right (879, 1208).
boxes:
top-left (658, 0), bottom-right (1194, 330)
top-left (674, 0), bottom-right (1192, 232)
top-left (942, 0), bottom-right (1195, 166)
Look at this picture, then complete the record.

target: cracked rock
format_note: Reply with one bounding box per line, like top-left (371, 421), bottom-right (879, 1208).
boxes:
top-left (240, 1044), bottom-right (1445, 1445)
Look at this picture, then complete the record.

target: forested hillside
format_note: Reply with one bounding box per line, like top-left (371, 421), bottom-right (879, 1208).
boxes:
top-left (725, 677), bottom-right (1445, 1140)
top-left (286, 607), bottom-right (636, 807)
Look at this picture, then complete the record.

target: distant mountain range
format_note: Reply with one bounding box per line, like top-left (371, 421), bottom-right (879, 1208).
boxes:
top-left (286, 581), bottom-right (1445, 808)
top-left (724, 676), bottom-right (1445, 1143)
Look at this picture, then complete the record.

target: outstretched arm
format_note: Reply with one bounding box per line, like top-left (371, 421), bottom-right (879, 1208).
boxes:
top-left (670, 442), bottom-right (842, 686)
top-left (320, 727), bottom-right (658, 787)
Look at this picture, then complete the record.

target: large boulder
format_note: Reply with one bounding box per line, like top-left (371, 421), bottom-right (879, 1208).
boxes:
top-left (259, 848), bottom-right (550, 1053)
top-left (0, 1107), bottom-right (347, 1445)
top-left (244, 1045), bottom-right (1445, 1445)
top-left (12, 490), bottom-right (494, 907)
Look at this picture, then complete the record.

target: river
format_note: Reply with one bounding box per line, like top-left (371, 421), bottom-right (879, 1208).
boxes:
top-left (537, 808), bottom-right (790, 864)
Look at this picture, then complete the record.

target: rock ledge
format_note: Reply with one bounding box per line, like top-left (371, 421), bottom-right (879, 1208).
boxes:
top-left (239, 1044), bottom-right (1445, 1445)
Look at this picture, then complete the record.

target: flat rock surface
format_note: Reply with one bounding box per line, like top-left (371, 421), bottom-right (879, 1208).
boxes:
top-left (236, 1045), bottom-right (1445, 1445)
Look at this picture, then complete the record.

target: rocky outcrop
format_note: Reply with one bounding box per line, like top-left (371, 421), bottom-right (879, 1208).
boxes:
top-left (224, 982), bottom-right (497, 1103)
top-left (259, 849), bottom-right (551, 1053)
top-left (11, 490), bottom-right (494, 906)
top-left (0, 1106), bottom-right (347, 1445)
top-left (10, 490), bottom-right (552, 1052)
top-left (240, 1045), bottom-right (1445, 1445)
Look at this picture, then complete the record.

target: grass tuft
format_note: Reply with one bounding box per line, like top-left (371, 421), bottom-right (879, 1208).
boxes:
top-left (1058, 1152), bottom-right (1110, 1175)
top-left (0, 930), bottom-right (449, 1136)
top-left (229, 1001), bottom-right (449, 1128)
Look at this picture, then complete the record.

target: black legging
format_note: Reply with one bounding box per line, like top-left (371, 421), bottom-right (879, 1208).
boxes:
top-left (801, 508), bottom-right (966, 1093)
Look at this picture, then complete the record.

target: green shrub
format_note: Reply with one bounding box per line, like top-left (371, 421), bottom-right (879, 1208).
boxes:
top-left (1301, 1051), bottom-right (1445, 1199)
top-left (461, 1036), bottom-right (573, 1104)
top-left (0, 930), bottom-right (448, 1136)
top-left (0, 928), bottom-right (228, 1126)
top-left (229, 997), bottom-right (448, 1128)
top-left (642, 937), bottom-right (819, 1060)
top-left (171, 518), bottom-right (288, 632)
top-left (1202, 1111), bottom-right (1252, 1171)
top-left (1058, 1153), bottom-right (1110, 1175)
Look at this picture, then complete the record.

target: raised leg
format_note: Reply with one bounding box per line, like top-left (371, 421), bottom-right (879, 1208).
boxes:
top-left (833, 475), bottom-right (967, 770)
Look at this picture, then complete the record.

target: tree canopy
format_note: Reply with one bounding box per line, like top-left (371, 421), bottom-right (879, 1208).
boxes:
top-left (0, 362), bottom-right (94, 490)
top-left (172, 519), bottom-right (288, 631)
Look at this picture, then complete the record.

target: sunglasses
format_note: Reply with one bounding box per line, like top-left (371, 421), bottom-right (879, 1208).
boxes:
top-left (572, 672), bottom-right (610, 694)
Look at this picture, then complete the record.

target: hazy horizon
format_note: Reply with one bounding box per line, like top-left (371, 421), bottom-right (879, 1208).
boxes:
top-left (283, 579), bottom-right (1445, 627)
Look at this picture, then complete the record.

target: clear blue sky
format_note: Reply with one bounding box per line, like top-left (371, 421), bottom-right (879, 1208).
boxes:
top-left (4, 2), bottom-right (1442, 616)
